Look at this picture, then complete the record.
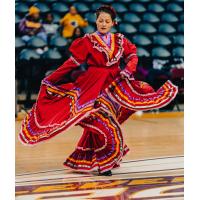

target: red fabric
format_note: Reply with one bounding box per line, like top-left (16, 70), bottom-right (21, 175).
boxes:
top-left (19, 33), bottom-right (178, 173)
top-left (45, 37), bottom-right (90, 84)
top-left (45, 33), bottom-right (138, 86)
top-left (64, 110), bottom-right (130, 173)
top-left (123, 38), bottom-right (138, 74)
top-left (35, 33), bottom-right (138, 127)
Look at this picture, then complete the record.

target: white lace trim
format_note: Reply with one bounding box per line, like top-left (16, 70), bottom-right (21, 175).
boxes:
top-left (70, 56), bottom-right (80, 66)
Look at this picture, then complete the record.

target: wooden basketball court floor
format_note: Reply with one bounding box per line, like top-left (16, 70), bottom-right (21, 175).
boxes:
top-left (16, 111), bottom-right (184, 199)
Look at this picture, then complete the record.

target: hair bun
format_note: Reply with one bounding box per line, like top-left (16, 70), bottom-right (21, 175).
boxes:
top-left (96, 5), bottom-right (117, 21)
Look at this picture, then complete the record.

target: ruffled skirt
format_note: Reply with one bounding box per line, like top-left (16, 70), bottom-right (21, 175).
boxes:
top-left (19, 74), bottom-right (178, 173)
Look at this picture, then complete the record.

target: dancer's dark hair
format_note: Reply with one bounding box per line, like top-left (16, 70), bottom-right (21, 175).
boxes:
top-left (96, 5), bottom-right (117, 21)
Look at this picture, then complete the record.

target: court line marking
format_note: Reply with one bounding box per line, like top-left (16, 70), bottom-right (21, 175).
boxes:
top-left (16, 155), bottom-right (184, 185)
top-left (16, 155), bottom-right (183, 177)
top-left (16, 157), bottom-right (184, 184)
top-left (16, 157), bottom-right (183, 179)
top-left (16, 171), bottom-right (184, 186)
top-left (16, 172), bottom-right (184, 188)
top-left (16, 156), bottom-right (184, 183)
top-left (16, 168), bottom-right (184, 185)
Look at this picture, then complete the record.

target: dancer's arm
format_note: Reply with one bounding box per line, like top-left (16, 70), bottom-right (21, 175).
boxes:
top-left (44, 36), bottom-right (89, 84)
top-left (120, 37), bottom-right (138, 78)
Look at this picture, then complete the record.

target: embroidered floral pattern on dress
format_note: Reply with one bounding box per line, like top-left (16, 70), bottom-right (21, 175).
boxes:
top-left (87, 33), bottom-right (124, 67)
top-left (64, 110), bottom-right (129, 173)
top-left (106, 78), bottom-right (178, 111)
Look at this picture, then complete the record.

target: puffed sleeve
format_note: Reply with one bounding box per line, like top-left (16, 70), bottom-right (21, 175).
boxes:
top-left (121, 37), bottom-right (138, 78)
top-left (44, 36), bottom-right (89, 85)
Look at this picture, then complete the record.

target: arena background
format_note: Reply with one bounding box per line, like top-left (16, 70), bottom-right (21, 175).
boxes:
top-left (15, 0), bottom-right (184, 199)
top-left (15, 0), bottom-right (184, 113)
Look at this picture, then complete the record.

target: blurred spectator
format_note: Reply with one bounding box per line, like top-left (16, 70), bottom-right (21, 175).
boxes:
top-left (147, 59), bottom-right (171, 89)
top-left (72, 26), bottom-right (84, 39)
top-left (60, 6), bottom-right (88, 38)
top-left (152, 59), bottom-right (170, 70)
top-left (67, 26), bottom-right (84, 45)
top-left (19, 6), bottom-right (47, 42)
top-left (43, 13), bottom-right (59, 36)
top-left (170, 58), bottom-right (184, 69)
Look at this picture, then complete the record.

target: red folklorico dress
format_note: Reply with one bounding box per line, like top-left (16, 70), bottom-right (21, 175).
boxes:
top-left (19, 32), bottom-right (178, 173)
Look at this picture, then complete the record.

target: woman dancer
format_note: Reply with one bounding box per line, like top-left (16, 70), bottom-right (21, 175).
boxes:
top-left (19, 5), bottom-right (178, 176)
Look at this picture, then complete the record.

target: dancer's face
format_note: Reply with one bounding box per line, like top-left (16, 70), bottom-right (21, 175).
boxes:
top-left (96, 12), bottom-right (114, 34)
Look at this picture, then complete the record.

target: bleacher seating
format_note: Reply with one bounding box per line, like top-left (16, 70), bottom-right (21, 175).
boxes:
top-left (27, 36), bottom-right (47, 49)
top-left (153, 34), bottom-right (172, 47)
top-left (129, 3), bottom-right (146, 13)
top-left (100, 0), bottom-right (115, 3)
top-left (119, 0), bottom-right (132, 3)
top-left (73, 2), bottom-right (90, 13)
top-left (155, 0), bottom-right (169, 3)
top-left (91, 3), bottom-right (102, 11)
top-left (19, 49), bottom-right (40, 61)
top-left (132, 34), bottom-right (152, 47)
top-left (15, 2), bottom-right (29, 15)
top-left (42, 49), bottom-right (62, 60)
top-left (15, 37), bottom-right (26, 49)
top-left (119, 23), bottom-right (137, 36)
top-left (174, 0), bottom-right (184, 2)
top-left (161, 13), bottom-right (179, 24)
top-left (139, 23), bottom-right (157, 34)
top-left (52, 13), bottom-right (61, 23)
top-left (15, 14), bottom-right (21, 24)
top-left (143, 13), bottom-right (160, 24)
top-left (15, 37), bottom-right (26, 60)
top-left (137, 0), bottom-right (151, 2)
top-left (21, 0), bottom-right (38, 4)
top-left (45, 0), bottom-right (57, 3)
top-left (172, 46), bottom-right (184, 58)
top-left (112, 3), bottom-right (128, 13)
top-left (83, 25), bottom-right (95, 33)
top-left (84, 12), bottom-right (96, 24)
top-left (137, 47), bottom-right (150, 57)
top-left (52, 2), bottom-right (69, 15)
top-left (152, 47), bottom-right (171, 58)
top-left (33, 2), bottom-right (50, 13)
top-left (123, 13), bottom-right (141, 24)
top-left (173, 35), bottom-right (184, 46)
top-left (167, 3), bottom-right (183, 13)
top-left (178, 23), bottom-right (184, 33)
top-left (180, 13), bottom-right (184, 22)
top-left (49, 35), bottom-right (68, 49)
top-left (158, 23), bottom-right (176, 34)
top-left (147, 3), bottom-right (165, 13)
top-left (15, 0), bottom-right (184, 109)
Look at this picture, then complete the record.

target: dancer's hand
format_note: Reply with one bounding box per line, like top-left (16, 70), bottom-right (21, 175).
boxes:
top-left (120, 71), bottom-right (129, 79)
top-left (120, 74), bottom-right (126, 79)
